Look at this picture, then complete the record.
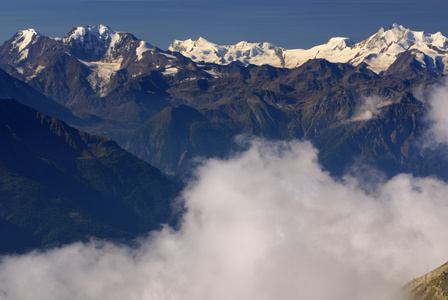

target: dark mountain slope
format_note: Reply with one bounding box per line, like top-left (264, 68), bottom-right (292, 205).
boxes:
top-left (125, 104), bottom-right (239, 172)
top-left (0, 99), bottom-right (179, 254)
top-left (0, 68), bottom-right (83, 125)
top-left (126, 59), bottom-right (447, 178)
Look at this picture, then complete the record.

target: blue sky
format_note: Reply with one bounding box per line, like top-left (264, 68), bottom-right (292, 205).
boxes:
top-left (1, 0), bottom-right (448, 50)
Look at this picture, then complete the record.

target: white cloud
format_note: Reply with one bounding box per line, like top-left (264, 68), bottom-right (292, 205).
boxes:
top-left (1, 138), bottom-right (448, 300)
top-left (350, 95), bottom-right (392, 122)
top-left (423, 79), bottom-right (448, 146)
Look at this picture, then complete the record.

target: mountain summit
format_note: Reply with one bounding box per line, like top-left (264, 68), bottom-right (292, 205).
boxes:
top-left (63, 25), bottom-right (126, 61)
top-left (169, 24), bottom-right (448, 74)
top-left (0, 25), bottom-right (184, 126)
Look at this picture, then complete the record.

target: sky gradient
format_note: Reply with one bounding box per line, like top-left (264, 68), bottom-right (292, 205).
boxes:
top-left (1, 0), bottom-right (448, 50)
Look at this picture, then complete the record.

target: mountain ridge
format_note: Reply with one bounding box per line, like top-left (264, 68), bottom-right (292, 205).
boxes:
top-left (0, 25), bottom-right (188, 128)
top-left (0, 24), bottom-right (446, 176)
top-left (169, 24), bottom-right (448, 74)
top-left (6, 23), bottom-right (448, 77)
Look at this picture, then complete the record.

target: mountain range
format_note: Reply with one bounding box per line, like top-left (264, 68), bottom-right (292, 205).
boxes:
top-left (169, 24), bottom-right (448, 74)
top-left (1, 24), bottom-right (446, 176)
top-left (1, 23), bottom-right (448, 255)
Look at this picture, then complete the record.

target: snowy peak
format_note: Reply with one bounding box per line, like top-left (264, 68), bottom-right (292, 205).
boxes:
top-left (64, 25), bottom-right (117, 41)
top-left (169, 37), bottom-right (285, 66)
top-left (325, 37), bottom-right (353, 50)
top-left (170, 24), bottom-right (448, 74)
top-left (7, 29), bottom-right (45, 64)
top-left (11, 29), bottom-right (42, 53)
top-left (351, 24), bottom-right (448, 72)
top-left (0, 25), bottom-right (164, 96)
top-left (136, 40), bottom-right (155, 60)
top-left (62, 25), bottom-right (124, 61)
top-left (170, 37), bottom-right (218, 53)
top-left (63, 25), bottom-right (120, 47)
top-left (61, 24), bottom-right (156, 63)
top-left (361, 23), bottom-right (413, 50)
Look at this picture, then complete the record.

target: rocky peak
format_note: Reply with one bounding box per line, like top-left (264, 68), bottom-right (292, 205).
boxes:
top-left (325, 37), bottom-right (353, 50)
top-left (64, 25), bottom-right (118, 46)
top-left (62, 25), bottom-right (124, 61)
top-left (11, 29), bottom-right (42, 52)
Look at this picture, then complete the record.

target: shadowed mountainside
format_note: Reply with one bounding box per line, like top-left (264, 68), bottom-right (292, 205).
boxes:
top-left (0, 99), bottom-right (179, 254)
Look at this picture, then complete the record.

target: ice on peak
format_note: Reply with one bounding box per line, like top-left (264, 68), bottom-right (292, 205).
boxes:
top-left (18, 28), bottom-right (42, 37)
top-left (12, 29), bottom-right (42, 52)
top-left (65, 25), bottom-right (119, 42)
top-left (261, 42), bottom-right (279, 50)
top-left (169, 24), bottom-right (448, 74)
top-left (196, 37), bottom-right (210, 43)
top-left (169, 37), bottom-right (286, 66)
top-left (62, 25), bottom-right (125, 60)
top-left (235, 41), bottom-right (250, 47)
top-left (365, 24), bottom-right (448, 52)
top-left (384, 25), bottom-right (411, 43)
top-left (97, 24), bottom-right (113, 35)
top-left (169, 37), bottom-right (216, 53)
top-left (325, 37), bottom-right (353, 50)
top-left (136, 40), bottom-right (155, 61)
top-left (361, 24), bottom-right (411, 50)
top-left (389, 23), bottom-right (407, 32)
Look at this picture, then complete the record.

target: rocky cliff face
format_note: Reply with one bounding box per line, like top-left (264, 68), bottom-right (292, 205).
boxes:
top-left (405, 261), bottom-right (448, 300)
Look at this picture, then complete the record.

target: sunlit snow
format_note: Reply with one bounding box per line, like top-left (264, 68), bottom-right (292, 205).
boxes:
top-left (162, 67), bottom-right (179, 76)
top-left (136, 40), bottom-right (155, 61)
top-left (170, 24), bottom-right (448, 74)
top-left (160, 52), bottom-right (176, 60)
top-left (78, 58), bottom-right (123, 95)
top-left (11, 29), bottom-right (41, 54)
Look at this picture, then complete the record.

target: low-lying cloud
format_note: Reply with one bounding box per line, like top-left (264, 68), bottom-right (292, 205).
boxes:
top-left (350, 95), bottom-right (392, 122)
top-left (422, 79), bottom-right (448, 146)
top-left (1, 138), bottom-right (448, 300)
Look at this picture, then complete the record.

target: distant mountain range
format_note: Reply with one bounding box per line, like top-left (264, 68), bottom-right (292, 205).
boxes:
top-left (170, 24), bottom-right (448, 74)
top-left (0, 24), bottom-right (446, 177)
top-left (1, 24), bottom-right (448, 294)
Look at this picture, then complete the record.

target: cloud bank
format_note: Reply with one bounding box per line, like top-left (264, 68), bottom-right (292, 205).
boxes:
top-left (1, 138), bottom-right (448, 300)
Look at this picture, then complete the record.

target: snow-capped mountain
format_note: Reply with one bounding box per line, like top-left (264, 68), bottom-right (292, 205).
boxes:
top-left (1, 25), bottom-right (163, 95)
top-left (8, 25), bottom-right (155, 63)
top-left (62, 25), bottom-right (157, 62)
top-left (1, 23), bottom-right (447, 179)
top-left (0, 25), bottom-right (187, 104)
top-left (0, 24), bottom-right (228, 127)
top-left (169, 24), bottom-right (448, 74)
top-left (169, 37), bottom-right (286, 67)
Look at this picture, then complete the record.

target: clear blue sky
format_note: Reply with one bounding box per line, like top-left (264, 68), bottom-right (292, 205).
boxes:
top-left (1, 0), bottom-right (448, 50)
